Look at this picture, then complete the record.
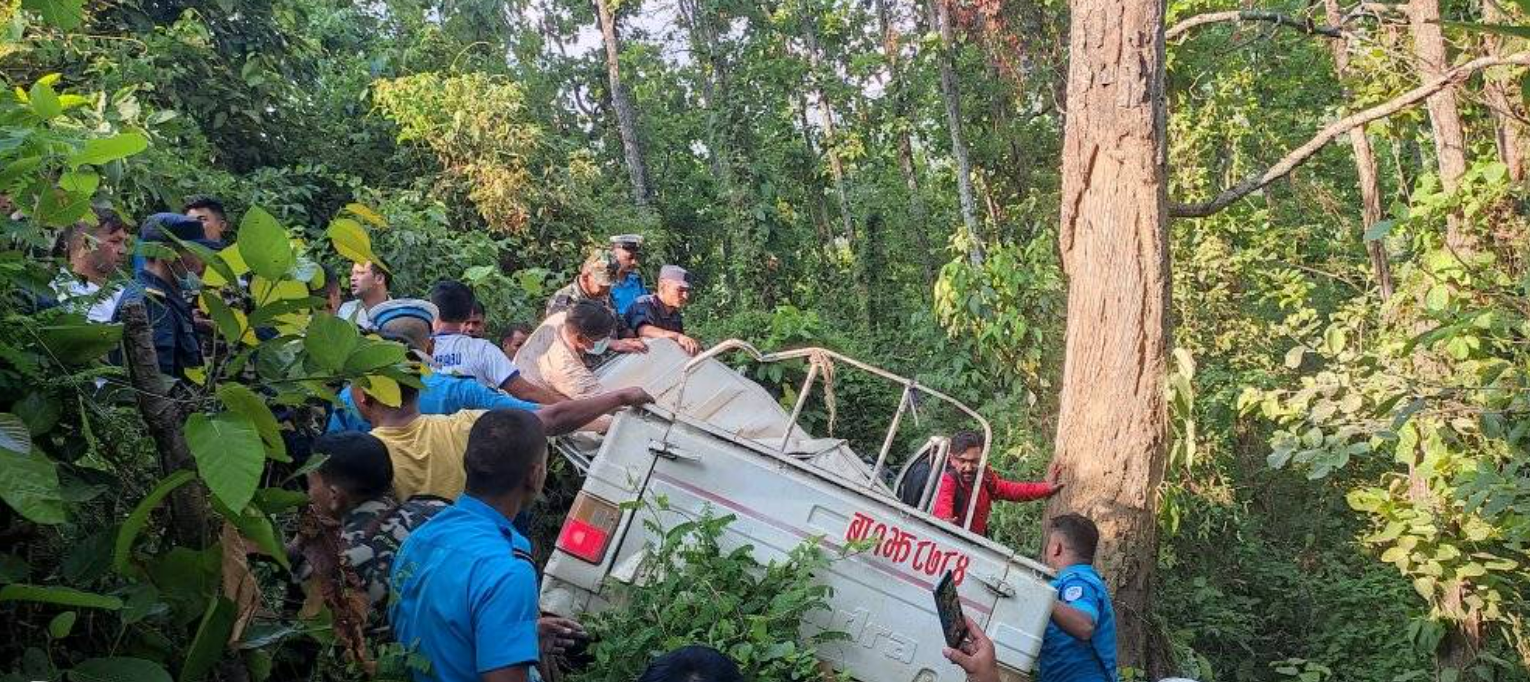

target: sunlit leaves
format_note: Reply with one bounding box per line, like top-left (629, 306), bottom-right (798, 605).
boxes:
top-left (20, 0), bottom-right (84, 29)
top-left (67, 132), bottom-right (148, 167)
top-left (304, 313), bottom-right (358, 372)
top-left (236, 207), bottom-right (294, 280)
top-left (326, 217), bottom-right (384, 269)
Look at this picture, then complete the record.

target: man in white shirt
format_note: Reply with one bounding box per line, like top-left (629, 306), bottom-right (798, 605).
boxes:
top-left (430, 280), bottom-right (566, 404)
top-left (337, 261), bottom-right (390, 330)
top-left (52, 208), bottom-right (131, 323)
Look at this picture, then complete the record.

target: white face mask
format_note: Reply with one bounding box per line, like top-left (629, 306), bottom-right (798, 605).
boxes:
top-left (586, 337), bottom-right (610, 356)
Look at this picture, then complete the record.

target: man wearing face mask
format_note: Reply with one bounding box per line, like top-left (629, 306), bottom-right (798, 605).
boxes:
top-left (514, 300), bottom-right (619, 402)
top-left (113, 213), bottom-right (220, 380)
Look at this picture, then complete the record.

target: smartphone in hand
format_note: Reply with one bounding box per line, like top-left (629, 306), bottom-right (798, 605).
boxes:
top-left (934, 570), bottom-right (970, 649)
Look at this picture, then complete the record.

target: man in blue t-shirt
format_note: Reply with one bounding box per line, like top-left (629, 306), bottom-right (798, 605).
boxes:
top-left (1037, 513), bottom-right (1117, 682)
top-left (944, 513), bottom-right (1117, 682)
top-left (389, 409), bottom-right (584, 682)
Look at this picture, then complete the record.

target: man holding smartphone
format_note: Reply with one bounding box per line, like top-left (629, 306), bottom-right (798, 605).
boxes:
top-left (945, 513), bottom-right (1117, 682)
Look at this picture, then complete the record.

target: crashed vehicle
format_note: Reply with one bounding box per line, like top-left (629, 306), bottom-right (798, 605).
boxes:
top-left (540, 338), bottom-right (1058, 682)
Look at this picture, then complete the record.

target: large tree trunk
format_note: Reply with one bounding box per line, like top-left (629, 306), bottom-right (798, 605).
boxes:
top-left (1045, 0), bottom-right (1171, 672)
top-left (1408, 0), bottom-right (1473, 249)
top-left (1482, 0), bottom-right (1526, 183)
top-left (925, 0), bottom-right (984, 265)
top-left (1325, 0), bottom-right (1394, 300)
top-left (593, 0), bottom-right (653, 211)
top-left (875, 0), bottom-right (938, 287)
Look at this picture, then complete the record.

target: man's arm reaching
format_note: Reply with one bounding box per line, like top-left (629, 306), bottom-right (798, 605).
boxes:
top-left (534, 387), bottom-right (653, 435)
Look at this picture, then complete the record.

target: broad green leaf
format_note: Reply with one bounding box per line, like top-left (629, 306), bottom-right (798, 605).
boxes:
top-left (344, 202), bottom-right (388, 228)
top-left (343, 338), bottom-right (406, 374)
top-left (222, 504), bottom-right (288, 570)
top-left (0, 412), bottom-right (32, 454)
top-left (362, 375), bottom-right (402, 408)
top-left (29, 80), bottom-right (61, 120)
top-left (37, 315), bottom-right (124, 364)
top-left (70, 657), bottom-right (172, 682)
top-left (1283, 345), bottom-right (1306, 369)
top-left (216, 384), bottom-right (288, 462)
top-left (68, 132), bottom-right (149, 167)
top-left (236, 207), bottom-right (294, 280)
top-left (186, 413), bottom-right (264, 513)
top-left (21, 0), bottom-right (84, 29)
top-left (114, 470), bottom-right (196, 576)
top-left (248, 297), bottom-right (321, 329)
top-left (48, 610), bottom-right (76, 639)
top-left (305, 313), bottom-right (358, 372)
top-left (180, 596), bottom-right (236, 682)
top-left (253, 487), bottom-right (308, 514)
top-left (0, 449), bottom-right (66, 524)
top-left (327, 217), bottom-right (385, 269)
top-left (35, 185), bottom-right (93, 227)
top-left (0, 584), bottom-right (121, 610)
top-left (1363, 219), bottom-right (1396, 242)
top-left (199, 293), bottom-right (244, 347)
top-left (58, 169), bottom-right (98, 195)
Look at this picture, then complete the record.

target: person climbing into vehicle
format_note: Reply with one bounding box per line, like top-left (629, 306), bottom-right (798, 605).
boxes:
top-left (932, 430), bottom-right (1063, 536)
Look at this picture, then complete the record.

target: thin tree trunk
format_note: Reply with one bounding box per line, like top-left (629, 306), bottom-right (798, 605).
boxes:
top-left (1046, 0), bottom-right (1171, 672)
top-left (925, 0), bottom-right (983, 265)
top-left (1408, 0), bottom-right (1473, 249)
top-left (593, 0), bottom-right (653, 211)
top-left (875, 0), bottom-right (938, 287)
top-left (1325, 0), bottom-right (1394, 300)
top-left (799, 11), bottom-right (857, 243)
top-left (1482, 0), bottom-right (1526, 183)
top-left (120, 301), bottom-right (212, 547)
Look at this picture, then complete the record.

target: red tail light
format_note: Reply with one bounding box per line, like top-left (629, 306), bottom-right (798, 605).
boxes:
top-left (557, 492), bottom-right (621, 564)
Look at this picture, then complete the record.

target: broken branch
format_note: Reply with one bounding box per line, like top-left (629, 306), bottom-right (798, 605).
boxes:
top-left (1166, 10), bottom-right (1345, 41)
top-left (1170, 51), bottom-right (1530, 218)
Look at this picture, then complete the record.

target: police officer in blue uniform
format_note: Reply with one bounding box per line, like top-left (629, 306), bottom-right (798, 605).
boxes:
top-left (608, 233), bottom-right (648, 317)
top-left (114, 213), bottom-right (221, 381)
top-left (944, 513), bottom-right (1117, 682)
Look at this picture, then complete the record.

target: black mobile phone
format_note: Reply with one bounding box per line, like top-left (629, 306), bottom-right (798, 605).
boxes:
top-left (934, 570), bottom-right (970, 649)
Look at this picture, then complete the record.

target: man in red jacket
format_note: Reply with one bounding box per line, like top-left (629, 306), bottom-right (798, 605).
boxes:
top-left (933, 431), bottom-right (1063, 536)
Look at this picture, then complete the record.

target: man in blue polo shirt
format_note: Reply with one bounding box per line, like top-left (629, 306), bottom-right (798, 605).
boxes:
top-left (1037, 513), bottom-right (1117, 682)
top-left (390, 409), bottom-right (573, 682)
top-left (943, 513), bottom-right (1116, 682)
top-left (608, 233), bottom-right (648, 316)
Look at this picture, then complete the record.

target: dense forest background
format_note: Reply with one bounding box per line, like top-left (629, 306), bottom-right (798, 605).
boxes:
top-left (1, 0), bottom-right (1528, 681)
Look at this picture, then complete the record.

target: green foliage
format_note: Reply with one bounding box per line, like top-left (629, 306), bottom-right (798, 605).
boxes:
top-left (574, 502), bottom-right (848, 682)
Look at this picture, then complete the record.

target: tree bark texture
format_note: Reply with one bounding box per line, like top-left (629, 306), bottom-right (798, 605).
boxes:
top-left (799, 12), bottom-right (858, 243)
top-left (119, 300), bottom-right (213, 548)
top-left (594, 0), bottom-right (653, 211)
top-left (1325, 0), bottom-right (1394, 300)
top-left (1047, 0), bottom-right (1171, 671)
top-left (875, 0), bottom-right (938, 287)
top-left (1407, 0), bottom-right (1472, 248)
top-left (925, 0), bottom-right (984, 265)
top-left (1481, 0), bottom-right (1526, 183)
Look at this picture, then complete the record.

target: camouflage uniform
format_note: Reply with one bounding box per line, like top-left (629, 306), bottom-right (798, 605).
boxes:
top-left (339, 496), bottom-right (451, 606)
top-left (545, 280), bottom-right (633, 339)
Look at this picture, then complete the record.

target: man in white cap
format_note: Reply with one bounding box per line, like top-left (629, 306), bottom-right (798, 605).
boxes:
top-left (608, 233), bottom-right (648, 317)
top-left (624, 264), bottom-right (700, 355)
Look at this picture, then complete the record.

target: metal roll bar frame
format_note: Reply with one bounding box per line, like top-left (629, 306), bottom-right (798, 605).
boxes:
top-left (668, 339), bottom-right (993, 532)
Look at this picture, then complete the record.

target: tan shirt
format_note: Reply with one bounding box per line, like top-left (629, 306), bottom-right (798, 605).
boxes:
top-left (370, 410), bottom-right (484, 501)
top-left (513, 312), bottom-right (601, 399)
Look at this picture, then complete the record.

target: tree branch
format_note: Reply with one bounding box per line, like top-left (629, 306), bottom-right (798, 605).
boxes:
top-left (1166, 11), bottom-right (1345, 41)
top-left (1170, 51), bottom-right (1530, 218)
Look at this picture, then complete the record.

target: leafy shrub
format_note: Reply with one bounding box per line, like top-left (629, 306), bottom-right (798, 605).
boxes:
top-left (572, 503), bottom-right (849, 682)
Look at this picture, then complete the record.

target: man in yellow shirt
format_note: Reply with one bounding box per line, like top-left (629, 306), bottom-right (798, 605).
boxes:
top-left (351, 375), bottom-right (651, 500)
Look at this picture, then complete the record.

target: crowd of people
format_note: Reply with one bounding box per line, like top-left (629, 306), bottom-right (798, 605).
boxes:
top-left (44, 201), bottom-right (1120, 682)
